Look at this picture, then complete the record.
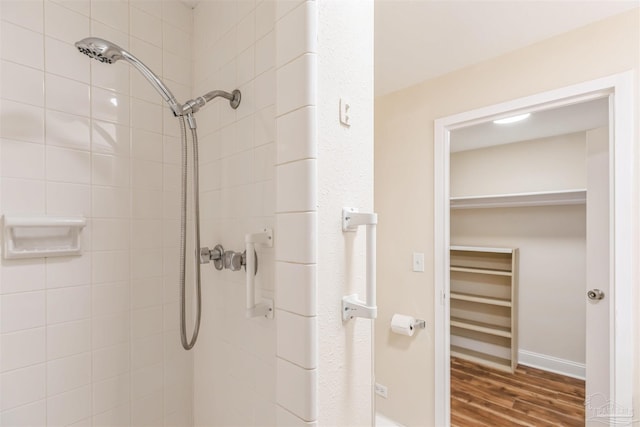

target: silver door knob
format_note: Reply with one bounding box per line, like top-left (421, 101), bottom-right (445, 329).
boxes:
top-left (587, 289), bottom-right (605, 301)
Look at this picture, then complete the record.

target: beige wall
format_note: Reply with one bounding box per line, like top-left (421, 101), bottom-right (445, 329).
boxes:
top-left (374, 9), bottom-right (639, 426)
top-left (450, 132), bottom-right (587, 197)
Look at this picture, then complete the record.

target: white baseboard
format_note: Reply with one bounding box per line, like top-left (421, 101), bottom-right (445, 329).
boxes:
top-left (375, 413), bottom-right (405, 427)
top-left (518, 349), bottom-right (585, 380)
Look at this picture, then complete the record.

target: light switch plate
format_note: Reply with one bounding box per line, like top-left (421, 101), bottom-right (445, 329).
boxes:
top-left (413, 252), bottom-right (425, 272)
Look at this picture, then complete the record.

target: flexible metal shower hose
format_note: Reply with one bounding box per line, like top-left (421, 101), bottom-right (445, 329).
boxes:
top-left (179, 115), bottom-right (202, 350)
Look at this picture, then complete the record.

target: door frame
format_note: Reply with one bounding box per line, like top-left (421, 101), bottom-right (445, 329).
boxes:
top-left (434, 72), bottom-right (635, 426)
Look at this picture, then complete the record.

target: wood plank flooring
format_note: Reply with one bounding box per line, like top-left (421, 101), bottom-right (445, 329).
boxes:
top-left (451, 357), bottom-right (585, 426)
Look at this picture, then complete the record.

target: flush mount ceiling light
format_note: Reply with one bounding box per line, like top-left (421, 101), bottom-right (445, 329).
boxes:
top-left (493, 113), bottom-right (531, 124)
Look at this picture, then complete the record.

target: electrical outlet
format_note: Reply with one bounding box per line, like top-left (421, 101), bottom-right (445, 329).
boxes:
top-left (374, 383), bottom-right (388, 398)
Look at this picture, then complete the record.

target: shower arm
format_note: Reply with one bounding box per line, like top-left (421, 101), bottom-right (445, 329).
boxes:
top-left (181, 89), bottom-right (242, 116)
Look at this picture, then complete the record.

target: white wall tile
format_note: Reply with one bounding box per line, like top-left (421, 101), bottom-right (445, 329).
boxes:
top-left (46, 352), bottom-right (91, 396)
top-left (129, 36), bottom-right (163, 76)
top-left (46, 251), bottom-right (92, 289)
top-left (92, 374), bottom-right (130, 414)
top-left (44, 1), bottom-right (90, 45)
top-left (0, 60), bottom-right (44, 107)
top-left (90, 20), bottom-right (129, 50)
top-left (276, 1), bottom-right (317, 67)
top-left (133, 189), bottom-right (163, 219)
top-left (256, 30), bottom-right (275, 75)
top-left (47, 285), bottom-right (91, 324)
top-left (46, 182), bottom-right (92, 216)
top-left (275, 262), bottom-right (316, 316)
top-left (51, 0), bottom-right (90, 16)
top-left (91, 0), bottom-right (129, 34)
top-left (0, 22), bottom-right (44, 69)
top-left (0, 400), bottom-right (46, 427)
top-left (92, 282), bottom-right (130, 317)
top-left (131, 98), bottom-right (163, 132)
top-left (92, 187), bottom-right (131, 218)
top-left (92, 403), bottom-right (130, 427)
top-left (1, 291), bottom-right (46, 333)
top-left (92, 219), bottom-right (130, 251)
top-left (1, 139), bottom-right (45, 180)
top-left (92, 154), bottom-right (131, 188)
top-left (276, 213), bottom-right (316, 263)
top-left (0, 364), bottom-right (46, 411)
top-left (0, 100), bottom-right (45, 144)
top-left (276, 160), bottom-right (316, 213)
top-left (92, 312), bottom-right (129, 349)
top-left (131, 390), bottom-right (163, 426)
top-left (256, 0), bottom-right (276, 39)
top-left (277, 106), bottom-right (317, 163)
top-left (46, 385), bottom-right (91, 426)
top-left (237, 45), bottom-right (255, 86)
top-left (0, 328), bottom-right (46, 372)
top-left (132, 159), bottom-right (163, 190)
top-left (131, 0), bottom-right (162, 17)
top-left (277, 310), bottom-right (317, 369)
top-left (1, 178), bottom-right (46, 214)
top-left (254, 143), bottom-right (275, 181)
top-left (131, 362), bottom-right (163, 399)
top-left (276, 405), bottom-right (318, 427)
top-left (131, 6), bottom-right (162, 47)
top-left (46, 110), bottom-right (91, 151)
top-left (46, 74), bottom-right (90, 117)
top-left (47, 319), bottom-right (91, 359)
top-left (276, 359), bottom-right (317, 421)
top-left (237, 10), bottom-right (256, 54)
top-left (92, 343), bottom-right (129, 381)
top-left (45, 36), bottom-right (90, 83)
top-left (92, 87), bottom-right (130, 124)
top-left (91, 59), bottom-right (130, 95)
top-left (92, 120), bottom-right (130, 156)
top-left (131, 333), bottom-right (163, 370)
top-left (91, 250), bottom-right (129, 284)
top-left (276, 54), bottom-right (317, 115)
top-left (255, 68), bottom-right (276, 110)
top-left (131, 305), bottom-right (163, 339)
top-left (46, 146), bottom-right (91, 184)
top-left (1, 259), bottom-right (45, 295)
top-left (0, 0), bottom-right (44, 33)
top-left (162, 1), bottom-right (193, 32)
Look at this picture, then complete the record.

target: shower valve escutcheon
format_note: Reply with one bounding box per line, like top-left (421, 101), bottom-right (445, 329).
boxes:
top-left (201, 245), bottom-right (257, 274)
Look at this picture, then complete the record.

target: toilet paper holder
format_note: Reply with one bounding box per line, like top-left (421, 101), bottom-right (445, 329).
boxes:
top-left (413, 319), bottom-right (426, 329)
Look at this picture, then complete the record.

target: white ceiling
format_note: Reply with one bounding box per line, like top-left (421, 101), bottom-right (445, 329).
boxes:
top-left (375, 0), bottom-right (639, 97)
top-left (450, 97), bottom-right (609, 152)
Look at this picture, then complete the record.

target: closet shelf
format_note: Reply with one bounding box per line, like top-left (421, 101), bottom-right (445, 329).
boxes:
top-left (450, 189), bottom-right (586, 209)
top-left (451, 317), bottom-right (512, 338)
top-left (451, 266), bottom-right (512, 276)
top-left (450, 292), bottom-right (511, 307)
top-left (451, 346), bottom-right (512, 372)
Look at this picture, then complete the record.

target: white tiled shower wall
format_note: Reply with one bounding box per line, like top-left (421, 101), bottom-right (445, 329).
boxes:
top-left (0, 1), bottom-right (194, 425)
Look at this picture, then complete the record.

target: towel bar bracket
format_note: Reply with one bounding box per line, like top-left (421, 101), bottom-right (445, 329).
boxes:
top-left (342, 294), bottom-right (377, 321)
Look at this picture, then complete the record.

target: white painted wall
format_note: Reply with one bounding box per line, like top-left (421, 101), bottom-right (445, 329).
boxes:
top-left (450, 132), bottom-right (587, 197)
top-left (0, 1), bottom-right (194, 425)
top-left (375, 9), bottom-right (639, 426)
top-left (317, 0), bottom-right (374, 426)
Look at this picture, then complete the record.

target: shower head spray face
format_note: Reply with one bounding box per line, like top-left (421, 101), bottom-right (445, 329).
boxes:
top-left (75, 37), bottom-right (124, 64)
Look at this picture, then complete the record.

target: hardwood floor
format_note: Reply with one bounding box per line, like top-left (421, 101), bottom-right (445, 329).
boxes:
top-left (451, 357), bottom-right (585, 426)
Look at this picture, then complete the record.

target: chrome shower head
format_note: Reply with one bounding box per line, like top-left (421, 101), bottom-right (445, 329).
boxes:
top-left (75, 37), bottom-right (182, 116)
top-left (75, 37), bottom-right (124, 64)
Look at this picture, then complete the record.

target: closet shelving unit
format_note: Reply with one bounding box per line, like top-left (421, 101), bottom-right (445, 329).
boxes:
top-left (450, 245), bottom-right (518, 373)
top-left (450, 188), bottom-right (586, 210)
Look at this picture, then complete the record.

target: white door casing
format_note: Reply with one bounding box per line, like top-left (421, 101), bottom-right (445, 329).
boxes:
top-left (434, 72), bottom-right (635, 426)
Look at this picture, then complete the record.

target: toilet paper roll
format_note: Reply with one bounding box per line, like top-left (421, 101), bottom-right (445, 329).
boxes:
top-left (391, 314), bottom-right (415, 336)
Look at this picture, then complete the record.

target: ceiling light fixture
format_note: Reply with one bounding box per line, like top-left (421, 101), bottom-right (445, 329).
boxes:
top-left (493, 113), bottom-right (531, 124)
